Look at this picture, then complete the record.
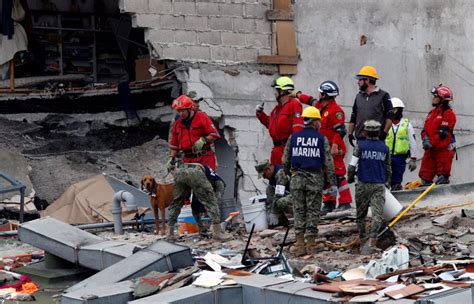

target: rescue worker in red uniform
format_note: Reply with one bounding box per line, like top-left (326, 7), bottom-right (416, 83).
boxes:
top-left (297, 81), bottom-right (353, 214)
top-left (256, 76), bottom-right (304, 165)
top-left (168, 95), bottom-right (221, 171)
top-left (419, 85), bottom-right (456, 185)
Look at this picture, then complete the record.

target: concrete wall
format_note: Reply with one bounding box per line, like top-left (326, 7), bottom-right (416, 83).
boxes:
top-left (120, 0), bottom-right (272, 63)
top-left (123, 0), bottom-right (474, 201)
top-left (293, 0), bottom-right (474, 185)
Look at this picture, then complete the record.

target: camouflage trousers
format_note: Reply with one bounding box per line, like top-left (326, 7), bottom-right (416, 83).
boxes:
top-left (355, 182), bottom-right (385, 238)
top-left (192, 179), bottom-right (225, 232)
top-left (168, 164), bottom-right (221, 226)
top-left (290, 170), bottom-right (324, 236)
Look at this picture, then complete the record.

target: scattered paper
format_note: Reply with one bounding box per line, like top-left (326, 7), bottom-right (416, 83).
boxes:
top-left (192, 271), bottom-right (226, 288)
top-left (385, 275), bottom-right (399, 283)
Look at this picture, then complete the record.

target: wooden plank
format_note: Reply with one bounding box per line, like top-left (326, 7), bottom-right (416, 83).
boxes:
top-left (279, 65), bottom-right (298, 75)
top-left (266, 9), bottom-right (293, 21)
top-left (276, 21), bottom-right (298, 74)
top-left (257, 55), bottom-right (298, 65)
top-left (273, 0), bottom-right (291, 10)
top-left (276, 21), bottom-right (297, 56)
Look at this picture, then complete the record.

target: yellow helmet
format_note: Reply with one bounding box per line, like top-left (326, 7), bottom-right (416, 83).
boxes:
top-left (355, 65), bottom-right (379, 80)
top-left (302, 106), bottom-right (321, 119)
top-left (271, 76), bottom-right (295, 91)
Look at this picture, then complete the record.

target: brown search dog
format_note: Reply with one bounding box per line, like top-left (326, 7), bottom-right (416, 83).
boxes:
top-left (141, 175), bottom-right (174, 235)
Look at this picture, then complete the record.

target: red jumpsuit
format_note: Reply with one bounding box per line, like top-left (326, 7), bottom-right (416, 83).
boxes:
top-left (170, 111), bottom-right (221, 170)
top-left (257, 98), bottom-right (304, 165)
top-left (299, 94), bottom-right (352, 206)
top-left (419, 105), bottom-right (456, 181)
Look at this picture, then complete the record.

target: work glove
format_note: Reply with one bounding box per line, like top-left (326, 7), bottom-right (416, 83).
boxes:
top-left (385, 182), bottom-right (391, 189)
top-left (192, 137), bottom-right (207, 153)
top-left (290, 90), bottom-right (301, 98)
top-left (422, 136), bottom-right (432, 150)
top-left (379, 131), bottom-right (388, 140)
top-left (347, 174), bottom-right (355, 184)
top-left (348, 134), bottom-right (356, 147)
top-left (408, 159), bottom-right (417, 172)
top-left (267, 211), bottom-right (279, 226)
top-left (166, 156), bottom-right (176, 173)
top-left (327, 185), bottom-right (338, 197)
top-left (256, 103), bottom-right (264, 114)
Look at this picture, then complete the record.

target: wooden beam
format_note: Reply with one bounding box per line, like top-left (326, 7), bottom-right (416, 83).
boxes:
top-left (257, 55), bottom-right (298, 65)
top-left (273, 0), bottom-right (291, 10)
top-left (276, 21), bottom-right (298, 74)
top-left (266, 9), bottom-right (293, 21)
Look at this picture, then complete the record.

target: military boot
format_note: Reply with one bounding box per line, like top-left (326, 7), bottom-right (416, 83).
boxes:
top-left (166, 224), bottom-right (177, 241)
top-left (212, 224), bottom-right (232, 240)
top-left (290, 233), bottom-right (307, 257)
top-left (305, 235), bottom-right (317, 254)
top-left (194, 213), bottom-right (209, 238)
top-left (367, 238), bottom-right (382, 253)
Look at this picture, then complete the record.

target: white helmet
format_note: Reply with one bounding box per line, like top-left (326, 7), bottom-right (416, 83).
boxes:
top-left (390, 97), bottom-right (405, 108)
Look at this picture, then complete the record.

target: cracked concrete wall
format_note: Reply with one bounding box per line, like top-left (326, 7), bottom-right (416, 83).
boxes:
top-left (120, 0), bottom-right (272, 63)
top-left (183, 67), bottom-right (275, 202)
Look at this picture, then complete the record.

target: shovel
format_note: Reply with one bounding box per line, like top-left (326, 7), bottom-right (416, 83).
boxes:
top-left (360, 183), bottom-right (436, 254)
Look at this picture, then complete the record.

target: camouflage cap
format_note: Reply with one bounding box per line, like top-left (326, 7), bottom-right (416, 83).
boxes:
top-left (187, 91), bottom-right (198, 100)
top-left (364, 120), bottom-right (382, 132)
top-left (255, 159), bottom-right (271, 178)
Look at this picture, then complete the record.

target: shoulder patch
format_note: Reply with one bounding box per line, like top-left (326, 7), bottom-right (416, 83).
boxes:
top-left (336, 112), bottom-right (343, 120)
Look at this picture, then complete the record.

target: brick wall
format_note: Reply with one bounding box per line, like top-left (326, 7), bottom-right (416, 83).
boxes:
top-left (120, 0), bottom-right (272, 63)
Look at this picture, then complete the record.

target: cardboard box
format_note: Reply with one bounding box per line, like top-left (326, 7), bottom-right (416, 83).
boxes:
top-left (135, 57), bottom-right (166, 81)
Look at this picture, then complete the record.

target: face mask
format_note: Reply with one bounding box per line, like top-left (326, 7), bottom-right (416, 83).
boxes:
top-left (393, 109), bottom-right (403, 120)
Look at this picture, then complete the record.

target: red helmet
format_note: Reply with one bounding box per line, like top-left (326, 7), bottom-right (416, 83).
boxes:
top-left (431, 84), bottom-right (453, 101)
top-left (173, 95), bottom-right (193, 110)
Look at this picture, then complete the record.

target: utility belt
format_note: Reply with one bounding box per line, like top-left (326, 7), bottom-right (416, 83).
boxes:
top-left (291, 167), bottom-right (323, 176)
top-left (179, 163), bottom-right (205, 172)
top-left (273, 139), bottom-right (287, 146)
top-left (183, 147), bottom-right (211, 158)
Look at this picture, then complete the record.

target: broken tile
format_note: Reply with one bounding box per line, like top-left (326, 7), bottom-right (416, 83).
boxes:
top-left (385, 284), bottom-right (424, 299)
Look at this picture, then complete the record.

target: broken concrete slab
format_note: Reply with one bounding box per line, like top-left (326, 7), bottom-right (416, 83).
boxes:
top-left (66, 240), bottom-right (192, 293)
top-left (145, 240), bottom-right (194, 270)
top-left (129, 285), bottom-right (228, 304)
top-left (18, 217), bottom-right (103, 264)
top-left (61, 280), bottom-right (134, 304)
top-left (78, 241), bottom-right (142, 271)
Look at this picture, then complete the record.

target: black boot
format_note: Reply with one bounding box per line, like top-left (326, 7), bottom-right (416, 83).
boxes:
top-left (435, 175), bottom-right (450, 185)
top-left (321, 201), bottom-right (335, 216)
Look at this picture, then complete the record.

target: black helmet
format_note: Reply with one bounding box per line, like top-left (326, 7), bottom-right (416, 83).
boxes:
top-left (318, 80), bottom-right (339, 97)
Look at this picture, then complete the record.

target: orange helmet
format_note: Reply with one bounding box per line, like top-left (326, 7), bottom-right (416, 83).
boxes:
top-left (173, 95), bottom-right (193, 110)
top-left (431, 84), bottom-right (453, 101)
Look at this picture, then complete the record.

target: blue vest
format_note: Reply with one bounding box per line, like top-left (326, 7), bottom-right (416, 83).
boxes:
top-left (290, 128), bottom-right (325, 170)
top-left (357, 139), bottom-right (389, 183)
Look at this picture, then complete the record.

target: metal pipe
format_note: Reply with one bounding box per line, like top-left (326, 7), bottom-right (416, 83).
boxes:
top-left (112, 190), bottom-right (137, 235)
top-left (76, 219), bottom-right (156, 230)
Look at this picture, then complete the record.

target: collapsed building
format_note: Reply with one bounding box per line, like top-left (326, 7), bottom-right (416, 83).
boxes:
top-left (2, 0), bottom-right (474, 208)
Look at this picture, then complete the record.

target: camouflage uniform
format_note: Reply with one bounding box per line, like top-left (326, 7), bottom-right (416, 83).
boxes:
top-left (283, 134), bottom-right (336, 236)
top-left (192, 170), bottom-right (225, 233)
top-left (347, 121), bottom-right (392, 239)
top-left (265, 169), bottom-right (290, 210)
top-left (168, 163), bottom-right (221, 228)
